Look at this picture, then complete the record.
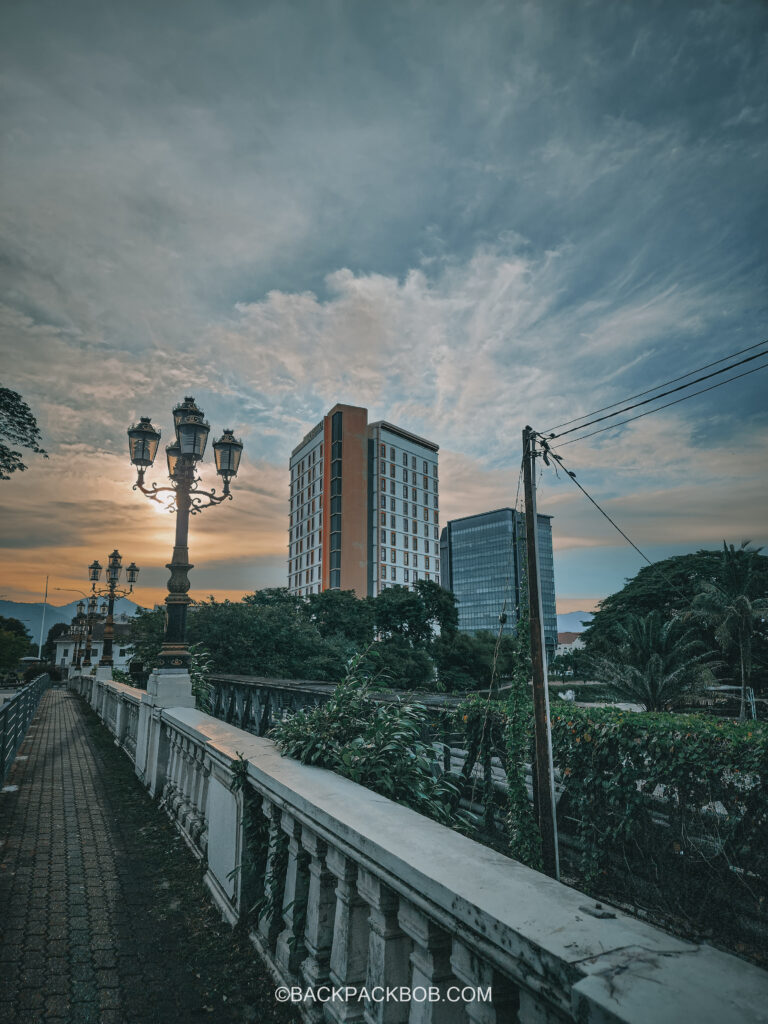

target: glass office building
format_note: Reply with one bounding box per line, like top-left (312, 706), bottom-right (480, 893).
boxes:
top-left (440, 508), bottom-right (558, 657)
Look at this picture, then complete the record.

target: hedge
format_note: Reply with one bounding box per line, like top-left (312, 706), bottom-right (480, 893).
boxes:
top-left (551, 707), bottom-right (768, 946)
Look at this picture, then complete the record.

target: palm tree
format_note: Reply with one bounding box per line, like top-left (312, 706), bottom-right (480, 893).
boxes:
top-left (692, 541), bottom-right (768, 722)
top-left (590, 610), bottom-right (713, 712)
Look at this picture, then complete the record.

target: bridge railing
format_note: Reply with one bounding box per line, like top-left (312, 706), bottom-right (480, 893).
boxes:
top-left (1, 674), bottom-right (49, 783)
top-left (69, 672), bottom-right (768, 1023)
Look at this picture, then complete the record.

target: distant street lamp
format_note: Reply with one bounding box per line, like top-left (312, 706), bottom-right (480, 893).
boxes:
top-left (127, 397), bottom-right (243, 670)
top-left (88, 551), bottom-right (140, 667)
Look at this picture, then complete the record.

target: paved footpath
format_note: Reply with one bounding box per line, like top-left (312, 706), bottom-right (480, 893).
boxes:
top-left (0, 689), bottom-right (297, 1024)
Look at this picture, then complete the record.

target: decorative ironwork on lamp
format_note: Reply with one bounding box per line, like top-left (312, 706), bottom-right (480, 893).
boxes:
top-left (127, 396), bottom-right (244, 670)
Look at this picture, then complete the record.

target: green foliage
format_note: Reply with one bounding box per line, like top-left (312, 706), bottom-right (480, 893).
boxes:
top-left (126, 606), bottom-right (165, 671)
top-left (0, 616), bottom-right (33, 643)
top-left (0, 386), bottom-right (48, 480)
top-left (590, 610), bottom-right (715, 712)
top-left (693, 542), bottom-right (768, 719)
top-left (271, 663), bottom-right (462, 827)
top-left (551, 706), bottom-right (768, 943)
top-left (0, 628), bottom-right (32, 672)
top-left (43, 621), bottom-right (69, 660)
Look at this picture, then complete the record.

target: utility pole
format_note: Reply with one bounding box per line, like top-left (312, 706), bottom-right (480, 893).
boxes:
top-left (522, 427), bottom-right (560, 880)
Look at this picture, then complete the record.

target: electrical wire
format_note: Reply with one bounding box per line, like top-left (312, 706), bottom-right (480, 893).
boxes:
top-left (551, 359), bottom-right (768, 449)
top-left (547, 347), bottom-right (768, 442)
top-left (541, 338), bottom-right (768, 434)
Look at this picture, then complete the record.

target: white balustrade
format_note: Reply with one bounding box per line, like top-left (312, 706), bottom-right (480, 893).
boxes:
top-left (69, 676), bottom-right (768, 1024)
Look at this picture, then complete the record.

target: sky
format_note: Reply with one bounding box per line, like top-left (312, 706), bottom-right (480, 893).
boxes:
top-left (1, 0), bottom-right (766, 614)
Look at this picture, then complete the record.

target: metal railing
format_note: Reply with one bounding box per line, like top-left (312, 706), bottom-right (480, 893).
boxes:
top-left (1, 674), bottom-right (49, 783)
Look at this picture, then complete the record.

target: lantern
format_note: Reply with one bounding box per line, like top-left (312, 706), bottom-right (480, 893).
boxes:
top-left (213, 430), bottom-right (244, 481)
top-left (127, 417), bottom-right (161, 467)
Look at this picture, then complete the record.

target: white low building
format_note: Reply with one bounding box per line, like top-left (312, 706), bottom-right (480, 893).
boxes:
top-left (556, 631), bottom-right (585, 658)
top-left (54, 616), bottom-right (133, 674)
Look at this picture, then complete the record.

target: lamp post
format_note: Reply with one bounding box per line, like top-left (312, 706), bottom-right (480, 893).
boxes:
top-left (127, 397), bottom-right (243, 671)
top-left (88, 551), bottom-right (140, 667)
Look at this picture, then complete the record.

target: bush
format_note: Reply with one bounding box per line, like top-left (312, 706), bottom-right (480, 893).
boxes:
top-left (271, 666), bottom-right (462, 827)
top-left (552, 707), bottom-right (768, 945)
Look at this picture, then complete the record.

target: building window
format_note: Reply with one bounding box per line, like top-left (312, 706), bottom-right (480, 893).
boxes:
top-left (434, 511), bottom-right (439, 523)
top-left (411, 503), bottom-right (416, 516)
top-left (411, 455), bottom-right (416, 469)
top-left (390, 549), bottom-right (396, 562)
top-left (381, 494), bottom-right (386, 507)
top-left (390, 464), bottom-right (395, 477)
top-left (381, 547), bottom-right (386, 561)
top-left (381, 512), bottom-right (386, 525)
top-left (402, 453), bottom-right (408, 465)
top-left (390, 531), bottom-right (396, 545)
top-left (381, 564), bottom-right (387, 579)
top-left (402, 485), bottom-right (407, 498)
top-left (380, 443), bottom-right (386, 458)
top-left (390, 497), bottom-right (396, 511)
top-left (423, 475), bottom-right (429, 488)
top-left (381, 477), bottom-right (387, 492)
top-left (391, 567), bottom-right (397, 581)
top-left (412, 520), bottom-right (417, 533)
top-left (425, 557), bottom-right (430, 570)
top-left (390, 514), bottom-right (396, 528)
top-left (411, 471), bottom-right (416, 484)
top-left (433, 495), bottom-right (438, 508)
top-left (390, 446), bottom-right (395, 460)
top-left (402, 468), bottom-right (408, 481)
top-left (404, 552), bottom-right (409, 565)
top-left (423, 508), bottom-right (428, 520)
top-left (404, 569), bottom-right (409, 582)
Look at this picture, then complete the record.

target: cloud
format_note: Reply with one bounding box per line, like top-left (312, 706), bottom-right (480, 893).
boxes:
top-left (0, 0), bottom-right (766, 604)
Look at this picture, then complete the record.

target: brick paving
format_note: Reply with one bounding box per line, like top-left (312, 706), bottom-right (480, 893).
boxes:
top-left (0, 690), bottom-right (297, 1024)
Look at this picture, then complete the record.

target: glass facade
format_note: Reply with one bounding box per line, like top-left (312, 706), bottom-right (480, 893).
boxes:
top-left (440, 508), bottom-right (558, 656)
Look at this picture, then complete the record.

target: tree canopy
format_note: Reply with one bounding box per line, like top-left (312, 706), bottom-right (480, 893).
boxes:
top-left (0, 386), bottom-right (48, 480)
top-left (581, 545), bottom-right (768, 696)
top-left (127, 584), bottom-right (509, 692)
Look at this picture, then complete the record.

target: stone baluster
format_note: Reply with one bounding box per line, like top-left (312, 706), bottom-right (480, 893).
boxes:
top-left (325, 848), bottom-right (369, 1024)
top-left (275, 811), bottom-right (311, 977)
top-left (357, 868), bottom-right (411, 1024)
top-left (299, 828), bottom-right (337, 1018)
top-left (450, 940), bottom-right (519, 1024)
top-left (397, 900), bottom-right (463, 1024)
top-left (165, 729), bottom-right (181, 811)
top-left (257, 799), bottom-right (286, 952)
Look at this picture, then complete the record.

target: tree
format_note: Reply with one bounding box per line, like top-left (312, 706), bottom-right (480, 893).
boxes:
top-left (692, 541), bottom-right (768, 721)
top-left (0, 616), bottom-right (33, 644)
top-left (43, 622), bottom-right (69, 661)
top-left (589, 610), bottom-right (714, 712)
top-left (0, 629), bottom-right (32, 673)
top-left (0, 386), bottom-right (48, 480)
top-left (302, 589), bottom-right (374, 647)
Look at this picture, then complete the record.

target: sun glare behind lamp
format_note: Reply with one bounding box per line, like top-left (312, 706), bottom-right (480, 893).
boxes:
top-left (128, 417), bottom-right (161, 468)
top-left (213, 429), bottom-right (243, 482)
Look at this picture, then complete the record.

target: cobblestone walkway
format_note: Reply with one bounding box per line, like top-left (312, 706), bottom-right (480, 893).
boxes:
top-left (0, 690), bottom-right (297, 1024)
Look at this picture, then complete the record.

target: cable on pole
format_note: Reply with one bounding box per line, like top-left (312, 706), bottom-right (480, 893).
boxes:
top-left (541, 338), bottom-right (768, 434)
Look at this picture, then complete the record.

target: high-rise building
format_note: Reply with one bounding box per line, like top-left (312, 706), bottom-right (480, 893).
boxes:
top-left (439, 508), bottom-right (558, 656)
top-left (288, 404), bottom-right (440, 598)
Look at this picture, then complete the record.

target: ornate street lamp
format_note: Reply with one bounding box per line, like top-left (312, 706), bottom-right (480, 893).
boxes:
top-left (81, 594), bottom-right (98, 667)
top-left (88, 549), bottom-right (140, 668)
top-left (127, 397), bottom-right (243, 670)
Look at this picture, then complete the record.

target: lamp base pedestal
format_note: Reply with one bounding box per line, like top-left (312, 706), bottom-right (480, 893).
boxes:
top-left (95, 666), bottom-right (114, 682)
top-left (135, 668), bottom-right (196, 796)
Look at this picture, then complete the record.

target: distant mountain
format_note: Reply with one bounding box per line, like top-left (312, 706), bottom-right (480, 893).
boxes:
top-left (0, 599), bottom-right (139, 646)
top-left (556, 611), bottom-right (594, 634)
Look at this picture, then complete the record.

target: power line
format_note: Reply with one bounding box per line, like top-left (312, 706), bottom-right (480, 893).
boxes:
top-left (550, 359), bottom-right (768, 449)
top-left (547, 346), bottom-right (768, 442)
top-left (541, 338), bottom-right (768, 434)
